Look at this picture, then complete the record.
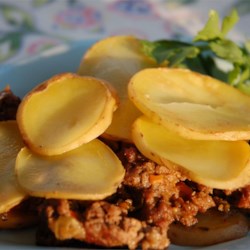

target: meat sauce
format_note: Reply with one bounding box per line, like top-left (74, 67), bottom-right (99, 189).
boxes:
top-left (36, 143), bottom-right (250, 249)
top-left (0, 89), bottom-right (249, 249)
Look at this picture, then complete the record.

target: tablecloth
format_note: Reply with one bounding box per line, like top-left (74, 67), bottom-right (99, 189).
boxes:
top-left (1, 0), bottom-right (250, 66)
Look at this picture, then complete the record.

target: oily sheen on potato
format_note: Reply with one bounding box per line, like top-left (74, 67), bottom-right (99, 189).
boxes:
top-left (15, 139), bottom-right (125, 200)
top-left (0, 121), bottom-right (26, 213)
top-left (132, 116), bottom-right (250, 190)
top-left (78, 36), bottom-right (157, 141)
top-left (128, 68), bottom-right (250, 141)
top-left (17, 73), bottom-right (118, 156)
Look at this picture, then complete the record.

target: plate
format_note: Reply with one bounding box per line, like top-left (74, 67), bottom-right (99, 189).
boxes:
top-left (0, 40), bottom-right (95, 98)
top-left (0, 41), bottom-right (249, 250)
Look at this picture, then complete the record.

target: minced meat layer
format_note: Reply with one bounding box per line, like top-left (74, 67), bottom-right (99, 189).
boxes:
top-left (0, 89), bottom-right (249, 249)
top-left (36, 142), bottom-right (250, 250)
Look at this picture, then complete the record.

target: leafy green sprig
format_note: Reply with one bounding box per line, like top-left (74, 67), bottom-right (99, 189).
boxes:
top-left (141, 10), bottom-right (250, 94)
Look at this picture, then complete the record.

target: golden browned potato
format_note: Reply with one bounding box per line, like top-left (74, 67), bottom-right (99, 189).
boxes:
top-left (17, 73), bottom-right (118, 156)
top-left (0, 121), bottom-right (27, 214)
top-left (16, 139), bottom-right (125, 200)
top-left (78, 36), bottom-right (158, 141)
top-left (128, 68), bottom-right (250, 141)
top-left (131, 116), bottom-right (250, 190)
top-left (0, 208), bottom-right (37, 230)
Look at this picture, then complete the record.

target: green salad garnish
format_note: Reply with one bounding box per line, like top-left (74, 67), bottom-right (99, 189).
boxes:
top-left (141, 10), bottom-right (250, 95)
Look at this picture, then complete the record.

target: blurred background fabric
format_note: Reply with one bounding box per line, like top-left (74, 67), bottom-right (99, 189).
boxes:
top-left (0, 0), bottom-right (249, 65)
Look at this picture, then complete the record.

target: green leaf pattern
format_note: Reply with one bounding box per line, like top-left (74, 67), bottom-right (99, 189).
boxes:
top-left (0, 32), bottom-right (22, 61)
top-left (0, 3), bottom-right (34, 30)
top-left (0, 3), bottom-right (34, 62)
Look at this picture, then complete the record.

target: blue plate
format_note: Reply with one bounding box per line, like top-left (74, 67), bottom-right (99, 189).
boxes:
top-left (0, 41), bottom-right (249, 250)
top-left (0, 40), bottom-right (95, 97)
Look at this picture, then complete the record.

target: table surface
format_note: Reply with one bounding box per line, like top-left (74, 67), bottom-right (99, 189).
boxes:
top-left (0, 0), bottom-right (250, 66)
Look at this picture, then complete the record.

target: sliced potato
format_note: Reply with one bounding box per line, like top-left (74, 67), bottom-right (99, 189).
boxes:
top-left (0, 199), bottom-right (38, 229)
top-left (78, 36), bottom-right (157, 141)
top-left (15, 139), bottom-right (125, 200)
top-left (0, 121), bottom-right (26, 213)
top-left (132, 116), bottom-right (250, 189)
top-left (0, 210), bottom-right (37, 229)
top-left (128, 68), bottom-right (250, 140)
top-left (17, 73), bottom-right (118, 156)
top-left (168, 209), bottom-right (249, 246)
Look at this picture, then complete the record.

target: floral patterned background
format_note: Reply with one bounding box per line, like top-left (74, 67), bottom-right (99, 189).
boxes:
top-left (0, 0), bottom-right (250, 66)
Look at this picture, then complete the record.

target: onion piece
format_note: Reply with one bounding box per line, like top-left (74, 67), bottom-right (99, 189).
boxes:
top-left (168, 209), bottom-right (249, 246)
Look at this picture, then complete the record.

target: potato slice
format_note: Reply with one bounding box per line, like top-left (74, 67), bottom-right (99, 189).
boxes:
top-left (78, 36), bottom-right (157, 141)
top-left (128, 68), bottom-right (250, 140)
top-left (0, 121), bottom-right (26, 213)
top-left (0, 199), bottom-right (38, 229)
top-left (132, 116), bottom-right (250, 189)
top-left (15, 139), bottom-right (125, 200)
top-left (168, 209), bottom-right (249, 246)
top-left (17, 73), bottom-right (118, 155)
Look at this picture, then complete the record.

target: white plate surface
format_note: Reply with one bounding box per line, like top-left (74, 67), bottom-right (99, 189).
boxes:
top-left (0, 41), bottom-right (249, 250)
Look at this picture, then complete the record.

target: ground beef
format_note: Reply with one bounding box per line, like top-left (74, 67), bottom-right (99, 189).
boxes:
top-left (37, 143), bottom-right (218, 250)
top-left (218, 185), bottom-right (250, 210)
top-left (236, 186), bottom-right (250, 209)
top-left (37, 199), bottom-right (145, 249)
top-left (0, 88), bottom-right (249, 249)
top-left (0, 86), bottom-right (21, 120)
